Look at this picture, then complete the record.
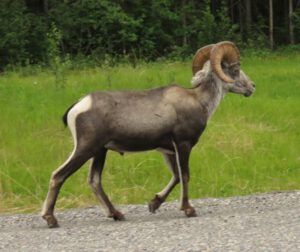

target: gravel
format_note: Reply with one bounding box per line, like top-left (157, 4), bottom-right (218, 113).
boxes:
top-left (1, 191), bottom-right (300, 251)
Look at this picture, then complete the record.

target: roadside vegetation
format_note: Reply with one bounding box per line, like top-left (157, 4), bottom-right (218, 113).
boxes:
top-left (0, 52), bottom-right (299, 213)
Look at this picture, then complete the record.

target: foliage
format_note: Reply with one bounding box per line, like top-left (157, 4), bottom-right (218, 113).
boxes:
top-left (46, 23), bottom-right (71, 88)
top-left (196, 1), bottom-right (241, 46)
top-left (0, 0), bottom-right (30, 69)
top-left (49, 0), bottom-right (141, 57)
top-left (1, 0), bottom-right (299, 69)
top-left (293, 7), bottom-right (300, 40)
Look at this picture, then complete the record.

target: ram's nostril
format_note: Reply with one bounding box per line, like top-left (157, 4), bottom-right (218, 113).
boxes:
top-left (252, 84), bottom-right (256, 88)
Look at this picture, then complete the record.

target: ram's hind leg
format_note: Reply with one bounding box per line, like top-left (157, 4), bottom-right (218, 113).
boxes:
top-left (88, 149), bottom-right (124, 221)
top-left (148, 153), bottom-right (180, 213)
top-left (42, 145), bottom-right (92, 228)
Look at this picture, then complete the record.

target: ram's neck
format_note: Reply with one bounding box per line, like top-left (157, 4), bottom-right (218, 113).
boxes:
top-left (194, 75), bottom-right (225, 120)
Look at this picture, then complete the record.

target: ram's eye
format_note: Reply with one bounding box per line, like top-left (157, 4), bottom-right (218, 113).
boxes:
top-left (233, 69), bottom-right (240, 76)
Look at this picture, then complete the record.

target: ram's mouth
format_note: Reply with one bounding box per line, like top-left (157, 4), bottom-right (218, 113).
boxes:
top-left (244, 90), bottom-right (253, 97)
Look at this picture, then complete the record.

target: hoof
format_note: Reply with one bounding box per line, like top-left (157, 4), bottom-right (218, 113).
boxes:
top-left (184, 207), bottom-right (197, 218)
top-left (148, 195), bottom-right (164, 213)
top-left (42, 214), bottom-right (59, 228)
top-left (109, 210), bottom-right (125, 221)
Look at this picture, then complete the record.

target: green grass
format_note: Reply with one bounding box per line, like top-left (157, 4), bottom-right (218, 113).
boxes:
top-left (0, 55), bottom-right (299, 213)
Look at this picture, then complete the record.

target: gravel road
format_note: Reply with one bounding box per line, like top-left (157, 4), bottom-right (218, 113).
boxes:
top-left (0, 191), bottom-right (299, 251)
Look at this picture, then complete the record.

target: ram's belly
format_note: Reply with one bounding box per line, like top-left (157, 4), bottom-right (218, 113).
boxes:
top-left (104, 130), bottom-right (173, 152)
top-left (105, 142), bottom-right (164, 154)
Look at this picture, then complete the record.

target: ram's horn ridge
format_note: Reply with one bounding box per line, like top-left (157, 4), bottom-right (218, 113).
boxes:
top-left (192, 44), bottom-right (215, 75)
top-left (210, 41), bottom-right (240, 83)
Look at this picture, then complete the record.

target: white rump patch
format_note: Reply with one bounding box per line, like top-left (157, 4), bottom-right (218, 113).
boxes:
top-left (56, 95), bottom-right (92, 170)
top-left (67, 95), bottom-right (92, 145)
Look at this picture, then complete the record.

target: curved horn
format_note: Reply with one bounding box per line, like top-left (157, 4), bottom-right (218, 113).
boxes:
top-left (210, 41), bottom-right (240, 83)
top-left (192, 44), bottom-right (215, 75)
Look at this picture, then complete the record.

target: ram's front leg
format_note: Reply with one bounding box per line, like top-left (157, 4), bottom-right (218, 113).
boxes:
top-left (148, 153), bottom-right (180, 213)
top-left (172, 141), bottom-right (197, 217)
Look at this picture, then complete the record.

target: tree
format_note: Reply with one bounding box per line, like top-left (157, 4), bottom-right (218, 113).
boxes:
top-left (0, 0), bottom-right (300, 69)
top-left (269, 0), bottom-right (274, 49)
top-left (0, 0), bottom-right (30, 68)
top-left (289, 0), bottom-right (295, 44)
top-left (245, 0), bottom-right (252, 41)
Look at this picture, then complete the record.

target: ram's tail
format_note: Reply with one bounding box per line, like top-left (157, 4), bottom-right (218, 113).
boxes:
top-left (62, 102), bottom-right (77, 127)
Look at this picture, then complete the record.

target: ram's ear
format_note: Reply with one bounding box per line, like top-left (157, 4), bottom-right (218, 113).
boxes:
top-left (191, 69), bottom-right (206, 87)
top-left (230, 62), bottom-right (240, 70)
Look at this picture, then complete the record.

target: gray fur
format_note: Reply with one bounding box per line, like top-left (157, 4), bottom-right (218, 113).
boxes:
top-left (42, 60), bottom-right (255, 228)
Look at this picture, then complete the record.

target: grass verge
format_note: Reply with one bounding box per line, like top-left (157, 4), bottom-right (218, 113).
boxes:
top-left (0, 54), bottom-right (299, 213)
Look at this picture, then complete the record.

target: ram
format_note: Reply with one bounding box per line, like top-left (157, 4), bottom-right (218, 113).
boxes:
top-left (42, 41), bottom-right (255, 228)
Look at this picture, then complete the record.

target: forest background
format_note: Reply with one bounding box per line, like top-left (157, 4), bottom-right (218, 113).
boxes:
top-left (1, 0), bottom-right (300, 69)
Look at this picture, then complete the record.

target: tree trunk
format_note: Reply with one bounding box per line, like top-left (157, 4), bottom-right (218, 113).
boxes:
top-left (230, 0), bottom-right (234, 23)
top-left (245, 0), bottom-right (252, 40)
top-left (43, 0), bottom-right (48, 14)
top-left (289, 0), bottom-right (295, 44)
top-left (182, 0), bottom-right (187, 47)
top-left (238, 0), bottom-right (244, 37)
top-left (269, 0), bottom-right (274, 50)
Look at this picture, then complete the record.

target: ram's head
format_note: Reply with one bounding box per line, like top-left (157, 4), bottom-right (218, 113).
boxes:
top-left (192, 41), bottom-right (255, 97)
